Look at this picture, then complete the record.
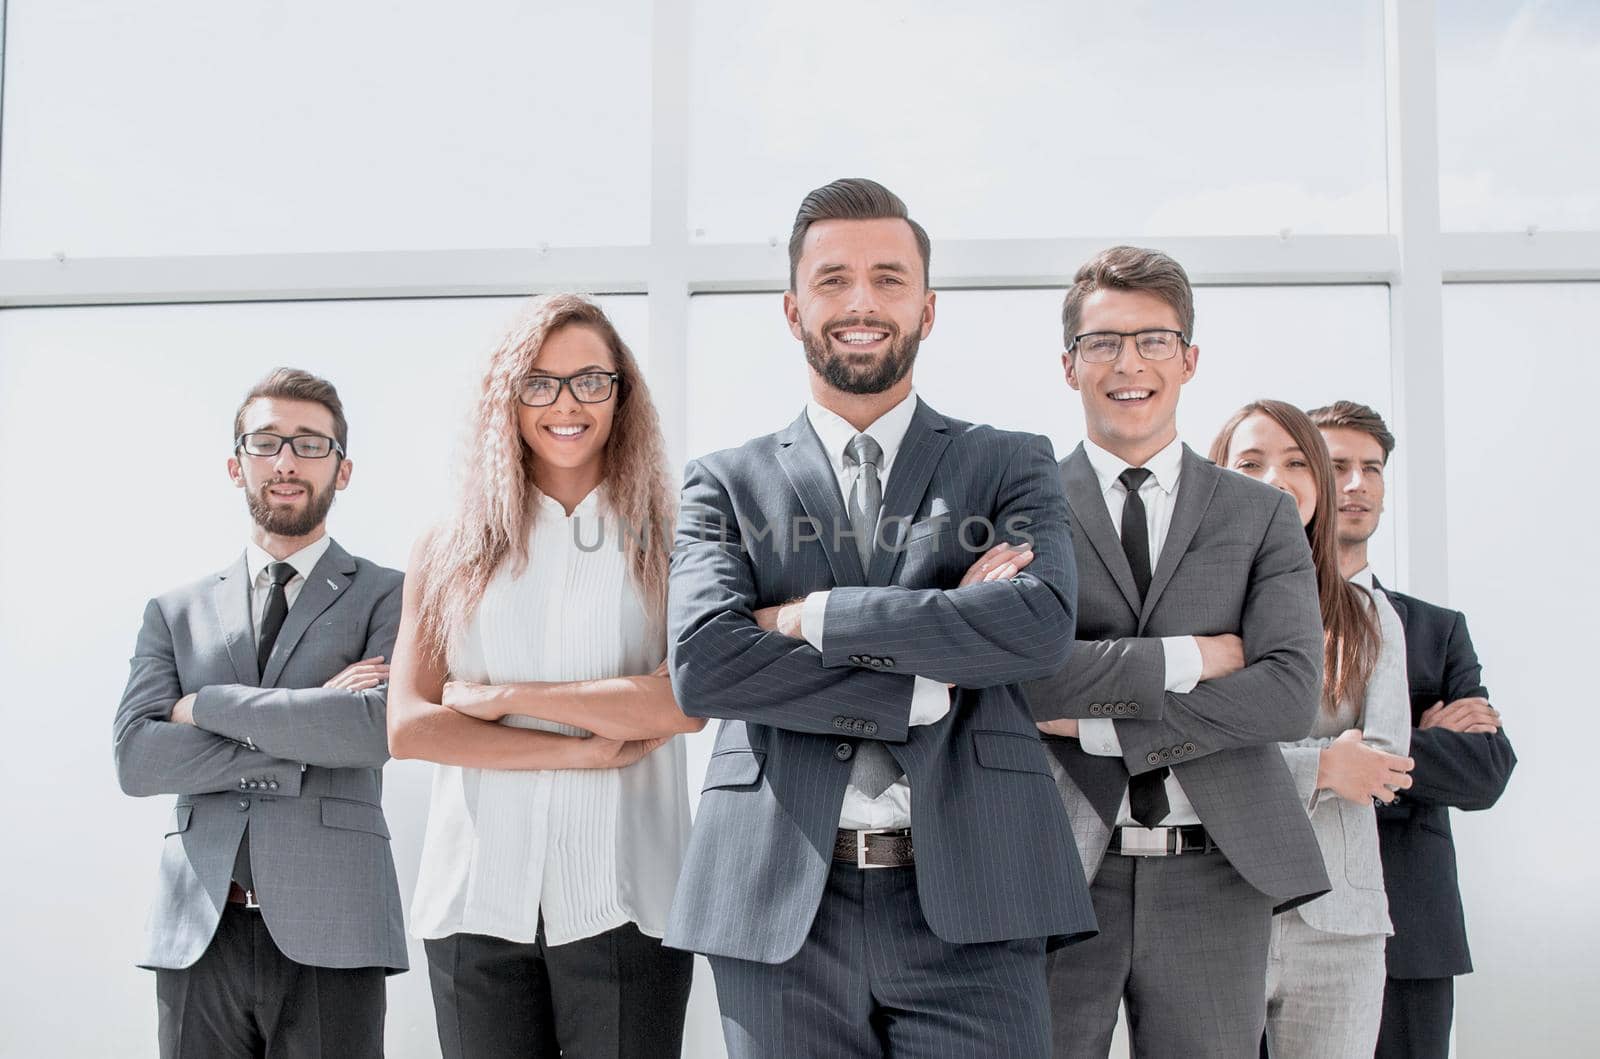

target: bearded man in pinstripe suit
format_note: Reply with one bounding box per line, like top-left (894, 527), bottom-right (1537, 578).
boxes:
top-left (665, 178), bottom-right (1097, 1058)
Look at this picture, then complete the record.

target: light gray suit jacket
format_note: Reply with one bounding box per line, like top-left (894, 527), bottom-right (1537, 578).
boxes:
top-left (1280, 585), bottom-right (1410, 936)
top-left (1025, 445), bottom-right (1331, 911)
top-left (667, 400), bottom-right (1096, 964)
top-left (113, 539), bottom-right (408, 972)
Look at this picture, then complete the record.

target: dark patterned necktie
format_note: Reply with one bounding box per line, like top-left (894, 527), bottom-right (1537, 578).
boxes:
top-left (256, 561), bottom-right (298, 677)
top-left (1118, 468), bottom-right (1168, 826)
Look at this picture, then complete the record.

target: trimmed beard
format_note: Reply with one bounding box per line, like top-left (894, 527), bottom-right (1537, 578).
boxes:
top-left (246, 475), bottom-right (336, 538)
top-left (802, 316), bottom-right (921, 396)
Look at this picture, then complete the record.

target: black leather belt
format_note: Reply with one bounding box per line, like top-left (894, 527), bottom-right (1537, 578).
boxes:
top-left (1109, 825), bottom-right (1216, 857)
top-left (834, 828), bottom-right (914, 869)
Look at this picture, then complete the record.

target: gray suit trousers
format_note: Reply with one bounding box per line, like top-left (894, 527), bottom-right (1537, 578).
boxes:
top-left (712, 862), bottom-right (1050, 1059)
top-left (1048, 850), bottom-right (1273, 1059)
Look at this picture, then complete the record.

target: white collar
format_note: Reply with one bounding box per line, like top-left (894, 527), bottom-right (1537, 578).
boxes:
top-left (1348, 565), bottom-right (1375, 589)
top-left (535, 484), bottom-right (605, 520)
top-left (1082, 435), bottom-right (1184, 496)
top-left (246, 534), bottom-right (332, 585)
top-left (806, 390), bottom-right (919, 472)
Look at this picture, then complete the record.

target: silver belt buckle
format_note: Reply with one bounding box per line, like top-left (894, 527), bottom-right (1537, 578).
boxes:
top-left (856, 828), bottom-right (894, 869)
top-left (1118, 826), bottom-right (1172, 857)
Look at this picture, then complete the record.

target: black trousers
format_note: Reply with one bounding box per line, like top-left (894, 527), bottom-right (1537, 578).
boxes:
top-left (155, 904), bottom-right (385, 1059)
top-left (424, 920), bottom-right (692, 1059)
top-left (1375, 976), bottom-right (1454, 1059)
top-left (709, 861), bottom-right (1051, 1059)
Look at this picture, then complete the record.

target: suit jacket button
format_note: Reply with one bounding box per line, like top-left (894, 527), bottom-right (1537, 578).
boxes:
top-left (869, 659), bottom-right (884, 669)
top-left (834, 716), bottom-right (846, 728)
top-left (1183, 742), bottom-right (1196, 754)
top-left (864, 721), bottom-right (878, 735)
top-left (853, 719), bottom-right (865, 731)
top-left (237, 799), bottom-right (250, 811)
top-left (1129, 703), bottom-right (1140, 714)
top-left (1113, 704), bottom-right (1127, 716)
top-left (1146, 752), bottom-right (1161, 766)
top-left (267, 780), bottom-right (279, 791)
top-left (239, 779), bottom-right (248, 789)
top-left (1088, 703), bottom-right (1101, 716)
top-left (835, 743), bottom-right (854, 762)
top-left (1158, 749), bottom-right (1171, 762)
top-left (849, 655), bottom-right (861, 664)
top-left (881, 658), bottom-right (895, 669)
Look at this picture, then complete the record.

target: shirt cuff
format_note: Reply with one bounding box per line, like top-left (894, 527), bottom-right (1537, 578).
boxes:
top-left (800, 591), bottom-right (830, 651)
top-left (1079, 718), bottom-right (1122, 757)
top-left (909, 677), bottom-right (952, 727)
top-left (1162, 636), bottom-right (1202, 693)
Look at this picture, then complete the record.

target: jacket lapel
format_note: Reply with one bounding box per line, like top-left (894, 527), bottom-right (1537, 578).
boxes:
top-left (1140, 445), bottom-right (1220, 627)
top-left (867, 399), bottom-right (950, 586)
top-left (1061, 445), bottom-right (1143, 616)
top-left (211, 554), bottom-right (258, 685)
top-left (776, 411), bottom-right (866, 588)
top-left (261, 540), bottom-right (357, 687)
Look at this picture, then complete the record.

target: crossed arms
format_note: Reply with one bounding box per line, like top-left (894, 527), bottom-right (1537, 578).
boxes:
top-left (667, 433), bottom-right (1077, 736)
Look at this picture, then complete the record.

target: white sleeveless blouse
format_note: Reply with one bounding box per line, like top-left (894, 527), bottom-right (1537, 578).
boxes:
top-left (409, 488), bottom-right (690, 945)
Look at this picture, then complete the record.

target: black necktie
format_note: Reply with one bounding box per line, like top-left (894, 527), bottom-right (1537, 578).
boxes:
top-left (256, 561), bottom-right (298, 677)
top-left (1117, 468), bottom-right (1169, 826)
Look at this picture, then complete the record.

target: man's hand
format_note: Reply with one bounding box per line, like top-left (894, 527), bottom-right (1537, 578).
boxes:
top-left (752, 599), bottom-right (806, 639)
top-left (442, 680), bottom-right (507, 722)
top-left (323, 655), bottom-right (390, 691)
top-left (169, 692), bottom-right (198, 725)
top-left (580, 734), bottom-right (670, 769)
top-left (1317, 728), bottom-right (1415, 804)
top-left (958, 540), bottom-right (1034, 588)
top-left (1195, 634), bottom-right (1245, 682)
top-left (1420, 696), bottom-right (1501, 734)
top-left (1037, 718), bottom-right (1080, 738)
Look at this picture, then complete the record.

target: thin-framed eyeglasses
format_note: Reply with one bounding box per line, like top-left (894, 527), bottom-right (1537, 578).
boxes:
top-left (235, 432), bottom-right (344, 459)
top-left (518, 371), bottom-right (620, 407)
top-left (1068, 329), bottom-right (1189, 364)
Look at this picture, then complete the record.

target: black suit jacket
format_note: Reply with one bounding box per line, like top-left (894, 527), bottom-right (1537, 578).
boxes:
top-left (1375, 582), bottom-right (1517, 979)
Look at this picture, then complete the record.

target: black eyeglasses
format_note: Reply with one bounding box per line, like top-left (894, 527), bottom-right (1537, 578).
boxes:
top-left (1068, 329), bottom-right (1189, 364)
top-left (518, 372), bottom-right (620, 407)
top-left (235, 432), bottom-right (344, 459)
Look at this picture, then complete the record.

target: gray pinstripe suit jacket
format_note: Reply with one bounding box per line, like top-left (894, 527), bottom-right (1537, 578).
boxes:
top-left (113, 539), bottom-right (408, 972)
top-left (1025, 445), bottom-right (1331, 911)
top-left (665, 398), bottom-right (1097, 965)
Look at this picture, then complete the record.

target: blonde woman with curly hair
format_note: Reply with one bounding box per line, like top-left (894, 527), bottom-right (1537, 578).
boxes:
top-left (389, 294), bottom-right (702, 1058)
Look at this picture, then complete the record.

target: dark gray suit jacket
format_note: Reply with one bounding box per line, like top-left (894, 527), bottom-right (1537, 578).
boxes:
top-left (666, 399), bottom-right (1096, 964)
top-left (113, 539), bottom-right (408, 972)
top-left (1025, 444), bottom-right (1330, 911)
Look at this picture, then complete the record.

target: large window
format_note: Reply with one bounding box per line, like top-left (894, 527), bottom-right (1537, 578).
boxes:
top-left (0, 0), bottom-right (653, 256)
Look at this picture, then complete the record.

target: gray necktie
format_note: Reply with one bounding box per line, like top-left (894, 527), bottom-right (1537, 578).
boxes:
top-left (843, 433), bottom-right (901, 799)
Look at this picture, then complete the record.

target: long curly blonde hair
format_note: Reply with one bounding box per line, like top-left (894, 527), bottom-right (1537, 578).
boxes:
top-left (414, 294), bottom-right (673, 658)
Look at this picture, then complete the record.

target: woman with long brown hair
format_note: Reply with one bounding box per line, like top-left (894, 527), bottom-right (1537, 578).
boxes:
top-left (1211, 399), bottom-right (1414, 1058)
top-left (388, 294), bottom-right (702, 1058)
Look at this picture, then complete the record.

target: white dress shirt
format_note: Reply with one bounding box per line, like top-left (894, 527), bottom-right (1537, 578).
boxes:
top-left (795, 390), bottom-right (951, 830)
top-left (409, 488), bottom-right (691, 946)
top-left (1075, 436), bottom-right (1206, 827)
top-left (245, 534), bottom-right (332, 642)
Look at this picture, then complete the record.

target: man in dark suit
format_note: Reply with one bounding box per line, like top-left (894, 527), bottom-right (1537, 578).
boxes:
top-left (666, 178), bottom-right (1095, 1058)
top-left (1310, 400), bottom-right (1516, 1059)
top-left (1024, 246), bottom-right (1331, 1058)
top-left (114, 369), bottom-right (407, 1058)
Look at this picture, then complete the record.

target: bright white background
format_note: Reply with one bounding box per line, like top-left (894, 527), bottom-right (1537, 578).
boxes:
top-left (0, 1), bottom-right (1595, 1056)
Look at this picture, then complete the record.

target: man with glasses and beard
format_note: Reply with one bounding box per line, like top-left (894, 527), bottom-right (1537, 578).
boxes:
top-left (114, 368), bottom-right (407, 1058)
top-left (665, 178), bottom-right (1094, 1058)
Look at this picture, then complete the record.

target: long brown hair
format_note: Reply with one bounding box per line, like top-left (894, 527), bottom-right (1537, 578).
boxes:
top-left (413, 294), bottom-right (673, 658)
top-left (1210, 399), bottom-right (1379, 713)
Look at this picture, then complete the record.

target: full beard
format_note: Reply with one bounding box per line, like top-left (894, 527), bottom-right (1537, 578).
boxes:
top-left (246, 477), bottom-right (335, 538)
top-left (802, 317), bottom-right (921, 396)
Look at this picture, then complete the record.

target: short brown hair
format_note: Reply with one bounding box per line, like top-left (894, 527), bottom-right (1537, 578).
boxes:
top-left (233, 368), bottom-right (349, 453)
top-left (788, 177), bottom-right (931, 289)
top-left (1306, 400), bottom-right (1395, 465)
top-left (1062, 246), bottom-right (1195, 350)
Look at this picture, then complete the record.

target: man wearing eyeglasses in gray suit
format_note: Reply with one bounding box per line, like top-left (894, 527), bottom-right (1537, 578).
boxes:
top-left (1025, 247), bottom-right (1331, 1058)
top-left (113, 369), bottom-right (406, 1058)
